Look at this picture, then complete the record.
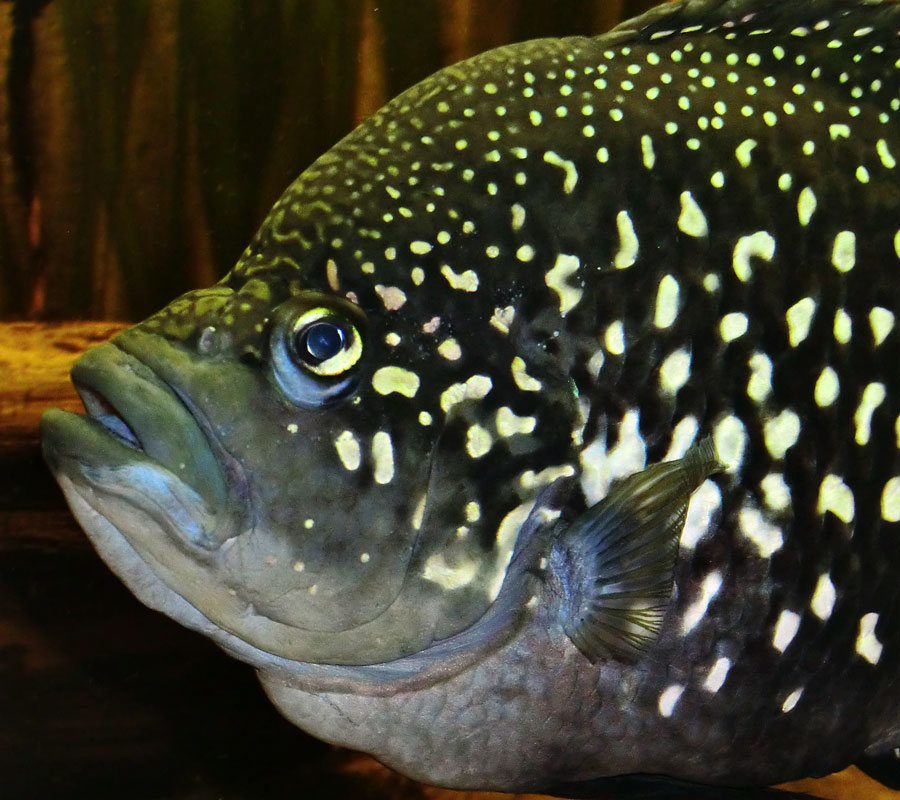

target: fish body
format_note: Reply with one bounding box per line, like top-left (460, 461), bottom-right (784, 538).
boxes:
top-left (40, 0), bottom-right (900, 797)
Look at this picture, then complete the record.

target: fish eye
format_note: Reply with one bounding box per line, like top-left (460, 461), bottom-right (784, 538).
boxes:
top-left (269, 293), bottom-right (367, 409)
top-left (291, 308), bottom-right (362, 376)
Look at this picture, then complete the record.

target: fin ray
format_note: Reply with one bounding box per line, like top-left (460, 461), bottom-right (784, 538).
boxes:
top-left (555, 438), bottom-right (721, 662)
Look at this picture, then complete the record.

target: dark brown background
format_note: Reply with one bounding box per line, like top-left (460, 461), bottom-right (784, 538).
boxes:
top-left (0, 0), bottom-right (657, 322)
top-left (0, 2), bottom-right (895, 798)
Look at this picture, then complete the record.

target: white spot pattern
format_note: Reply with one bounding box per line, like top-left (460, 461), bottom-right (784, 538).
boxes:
top-left (856, 613), bottom-right (883, 664)
top-left (681, 571), bottom-right (723, 634)
top-left (703, 658), bottom-right (731, 693)
top-left (658, 684), bottom-right (685, 718)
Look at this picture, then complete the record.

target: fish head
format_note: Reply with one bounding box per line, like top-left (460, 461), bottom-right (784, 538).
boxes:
top-left (40, 166), bottom-right (581, 666)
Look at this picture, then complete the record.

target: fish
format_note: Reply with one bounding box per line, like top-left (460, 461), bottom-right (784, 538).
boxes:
top-left (39, 0), bottom-right (900, 797)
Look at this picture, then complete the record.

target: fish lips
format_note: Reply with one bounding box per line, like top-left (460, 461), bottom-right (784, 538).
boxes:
top-left (41, 342), bottom-right (235, 554)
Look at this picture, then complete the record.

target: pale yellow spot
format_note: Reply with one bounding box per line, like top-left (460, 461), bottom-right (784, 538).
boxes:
top-left (511, 203), bottom-right (526, 231)
top-left (786, 297), bottom-right (817, 346)
top-left (641, 134), bottom-right (656, 169)
top-left (764, 410), bottom-right (800, 459)
top-left (654, 275), bottom-right (680, 328)
top-left (664, 415), bottom-right (698, 462)
top-left (511, 357), bottom-right (542, 392)
top-left (418, 411), bottom-right (433, 426)
top-left (441, 264), bottom-right (479, 292)
top-left (747, 353), bottom-right (772, 403)
top-left (832, 231), bottom-right (856, 272)
top-left (817, 474), bottom-right (855, 523)
top-left (326, 259), bottom-right (340, 291)
top-left (373, 366), bottom-right (420, 398)
top-left (870, 307), bottom-right (895, 346)
top-left (605, 321), bottom-right (625, 355)
top-left (519, 464), bottom-right (576, 490)
top-left (411, 493), bottom-right (427, 530)
top-left (834, 309), bottom-right (852, 344)
top-left (830, 124), bottom-right (851, 140)
top-left (543, 151), bottom-right (578, 193)
top-left (703, 657), bottom-right (731, 693)
top-left (490, 305), bottom-right (516, 334)
top-left (760, 473), bottom-right (791, 511)
top-left (440, 374), bottom-right (493, 413)
top-left (782, 689), bottom-right (803, 713)
top-left (614, 210), bottom-right (639, 269)
top-left (465, 501), bottom-right (481, 522)
top-left (732, 231), bottom-right (775, 282)
top-left (372, 431), bottom-right (395, 484)
top-left (411, 267), bottom-right (425, 285)
top-left (814, 367), bottom-right (839, 407)
top-left (714, 415), bottom-right (746, 472)
top-left (496, 407), bottom-right (537, 437)
top-left (438, 338), bottom-right (462, 360)
top-left (856, 613), bottom-right (883, 664)
top-left (659, 348), bottom-right (691, 394)
top-left (447, 408), bottom-right (488, 456)
top-left (545, 253), bottom-right (583, 315)
top-left (811, 573), bottom-right (836, 620)
top-left (422, 554), bottom-right (478, 589)
top-left (735, 138), bottom-right (757, 167)
top-left (720, 312), bottom-right (748, 342)
top-left (798, 187), bottom-right (817, 226)
top-left (773, 610), bottom-right (801, 652)
top-left (877, 139), bottom-right (896, 169)
top-left (739, 505), bottom-right (783, 557)
top-left (855, 382), bottom-right (886, 445)
top-left (678, 191), bottom-right (708, 237)
top-left (681, 571), bottom-right (723, 634)
top-left (881, 477), bottom-right (900, 522)
top-left (334, 430), bottom-right (361, 471)
top-left (375, 285), bottom-right (407, 310)
top-left (658, 685), bottom-right (684, 718)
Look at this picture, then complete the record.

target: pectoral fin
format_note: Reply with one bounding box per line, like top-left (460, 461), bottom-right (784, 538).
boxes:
top-left (556, 438), bottom-right (721, 663)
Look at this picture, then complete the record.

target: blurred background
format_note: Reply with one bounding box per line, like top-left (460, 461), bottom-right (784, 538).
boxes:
top-left (0, 0), bottom-right (661, 324)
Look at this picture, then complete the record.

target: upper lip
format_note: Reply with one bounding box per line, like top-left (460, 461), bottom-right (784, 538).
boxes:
top-left (76, 382), bottom-right (144, 451)
top-left (66, 338), bottom-right (240, 537)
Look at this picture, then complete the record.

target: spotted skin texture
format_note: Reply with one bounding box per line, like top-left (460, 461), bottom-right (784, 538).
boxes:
top-left (39, 0), bottom-right (900, 797)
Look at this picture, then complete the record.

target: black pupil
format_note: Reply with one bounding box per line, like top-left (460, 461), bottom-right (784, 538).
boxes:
top-left (302, 320), bottom-right (345, 363)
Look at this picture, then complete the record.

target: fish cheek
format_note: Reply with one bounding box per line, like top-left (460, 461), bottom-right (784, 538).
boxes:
top-left (213, 392), bottom-right (431, 633)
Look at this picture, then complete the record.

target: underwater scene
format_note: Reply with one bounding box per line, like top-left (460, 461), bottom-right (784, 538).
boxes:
top-left (3, 1), bottom-right (900, 799)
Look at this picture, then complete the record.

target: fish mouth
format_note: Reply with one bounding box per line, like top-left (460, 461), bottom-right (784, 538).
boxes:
top-left (41, 341), bottom-right (234, 554)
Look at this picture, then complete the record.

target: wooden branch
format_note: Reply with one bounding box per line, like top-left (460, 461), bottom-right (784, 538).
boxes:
top-left (0, 322), bottom-right (128, 551)
top-left (0, 321), bottom-right (128, 443)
